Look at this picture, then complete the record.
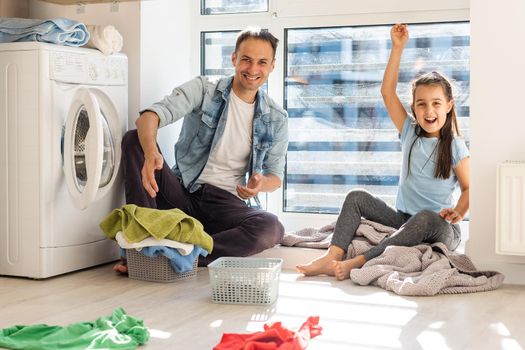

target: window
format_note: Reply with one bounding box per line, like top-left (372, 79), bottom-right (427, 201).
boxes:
top-left (201, 0), bottom-right (268, 15)
top-left (284, 22), bottom-right (470, 214)
top-left (201, 31), bottom-right (239, 79)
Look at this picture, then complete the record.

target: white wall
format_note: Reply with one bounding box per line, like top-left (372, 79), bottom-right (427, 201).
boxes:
top-left (466, 0), bottom-right (525, 284)
top-left (139, 0), bottom-right (192, 167)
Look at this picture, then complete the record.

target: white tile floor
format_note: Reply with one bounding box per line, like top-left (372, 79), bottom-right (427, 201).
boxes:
top-left (1, 263), bottom-right (524, 350)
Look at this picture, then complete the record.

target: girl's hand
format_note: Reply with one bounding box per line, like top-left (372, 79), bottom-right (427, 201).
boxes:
top-left (439, 208), bottom-right (462, 224)
top-left (391, 24), bottom-right (409, 48)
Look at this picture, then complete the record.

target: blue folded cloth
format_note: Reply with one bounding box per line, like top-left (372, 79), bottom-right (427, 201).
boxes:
top-left (140, 245), bottom-right (208, 273)
top-left (129, 246), bottom-right (208, 273)
top-left (0, 17), bottom-right (89, 46)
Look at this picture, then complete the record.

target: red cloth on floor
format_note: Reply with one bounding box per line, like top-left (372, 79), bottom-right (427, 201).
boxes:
top-left (214, 316), bottom-right (321, 350)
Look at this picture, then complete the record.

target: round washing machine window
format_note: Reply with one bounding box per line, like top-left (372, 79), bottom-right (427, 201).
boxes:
top-left (71, 107), bottom-right (115, 190)
top-left (64, 87), bottom-right (123, 210)
top-left (64, 88), bottom-right (104, 210)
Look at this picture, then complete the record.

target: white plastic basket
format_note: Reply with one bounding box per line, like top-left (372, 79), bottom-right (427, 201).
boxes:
top-left (126, 249), bottom-right (197, 283)
top-left (208, 257), bottom-right (283, 305)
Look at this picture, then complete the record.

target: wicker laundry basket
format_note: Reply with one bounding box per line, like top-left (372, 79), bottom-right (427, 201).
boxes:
top-left (126, 249), bottom-right (198, 283)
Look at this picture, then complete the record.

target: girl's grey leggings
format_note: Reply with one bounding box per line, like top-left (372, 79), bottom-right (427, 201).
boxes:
top-left (331, 189), bottom-right (461, 261)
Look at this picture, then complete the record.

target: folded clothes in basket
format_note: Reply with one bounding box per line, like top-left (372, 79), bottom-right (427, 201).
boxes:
top-left (0, 17), bottom-right (89, 46)
top-left (138, 245), bottom-right (207, 273)
top-left (99, 204), bottom-right (213, 253)
top-left (115, 232), bottom-right (194, 255)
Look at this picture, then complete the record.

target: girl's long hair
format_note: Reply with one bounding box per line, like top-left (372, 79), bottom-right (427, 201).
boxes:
top-left (408, 71), bottom-right (460, 179)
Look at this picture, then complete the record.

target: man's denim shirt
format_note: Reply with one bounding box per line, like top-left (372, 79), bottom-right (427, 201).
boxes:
top-left (145, 75), bottom-right (289, 193)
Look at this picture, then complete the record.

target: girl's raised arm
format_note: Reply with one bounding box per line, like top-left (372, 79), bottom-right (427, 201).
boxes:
top-left (381, 24), bottom-right (409, 133)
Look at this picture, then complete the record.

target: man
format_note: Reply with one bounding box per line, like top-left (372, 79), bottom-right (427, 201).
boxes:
top-left (117, 27), bottom-right (288, 271)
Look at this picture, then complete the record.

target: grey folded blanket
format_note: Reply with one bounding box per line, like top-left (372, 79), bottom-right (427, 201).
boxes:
top-left (351, 243), bottom-right (504, 295)
top-left (281, 219), bottom-right (394, 251)
top-left (282, 220), bottom-right (504, 295)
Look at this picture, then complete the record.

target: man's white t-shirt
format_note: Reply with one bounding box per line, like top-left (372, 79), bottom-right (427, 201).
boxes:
top-left (196, 91), bottom-right (254, 197)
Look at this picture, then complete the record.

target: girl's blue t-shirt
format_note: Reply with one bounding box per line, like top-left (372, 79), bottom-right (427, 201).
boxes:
top-left (395, 117), bottom-right (470, 215)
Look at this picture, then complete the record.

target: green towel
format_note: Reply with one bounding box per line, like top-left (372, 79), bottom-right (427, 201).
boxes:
top-left (0, 308), bottom-right (149, 350)
top-left (99, 204), bottom-right (213, 253)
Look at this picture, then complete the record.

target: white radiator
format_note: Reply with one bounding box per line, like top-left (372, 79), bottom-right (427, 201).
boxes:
top-left (496, 161), bottom-right (525, 255)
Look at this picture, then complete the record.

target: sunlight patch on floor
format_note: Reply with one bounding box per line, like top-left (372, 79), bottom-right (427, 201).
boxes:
top-left (209, 319), bottom-right (223, 328)
top-left (500, 338), bottom-right (524, 350)
top-left (238, 271), bottom-right (427, 349)
top-left (416, 330), bottom-right (449, 350)
top-left (491, 322), bottom-right (511, 336)
top-left (148, 329), bottom-right (172, 340)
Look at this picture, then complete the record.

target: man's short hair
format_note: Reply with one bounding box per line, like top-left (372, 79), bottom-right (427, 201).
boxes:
top-left (235, 27), bottom-right (279, 59)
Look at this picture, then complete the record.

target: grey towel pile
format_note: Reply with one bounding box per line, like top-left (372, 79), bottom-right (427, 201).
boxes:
top-left (351, 243), bottom-right (504, 295)
top-left (282, 220), bottom-right (504, 295)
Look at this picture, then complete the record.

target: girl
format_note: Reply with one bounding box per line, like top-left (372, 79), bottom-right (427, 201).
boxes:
top-left (296, 24), bottom-right (470, 280)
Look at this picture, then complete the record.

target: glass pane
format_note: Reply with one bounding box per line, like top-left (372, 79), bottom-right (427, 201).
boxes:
top-left (284, 22), bottom-right (470, 214)
top-left (202, 31), bottom-right (238, 79)
top-left (201, 30), bottom-right (268, 91)
top-left (202, 0), bottom-right (268, 15)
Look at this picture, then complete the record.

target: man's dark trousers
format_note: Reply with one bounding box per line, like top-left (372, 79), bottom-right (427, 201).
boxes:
top-left (121, 130), bottom-right (284, 265)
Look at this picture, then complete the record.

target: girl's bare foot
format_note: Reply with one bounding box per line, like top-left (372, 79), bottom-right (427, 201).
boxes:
top-left (332, 255), bottom-right (367, 281)
top-left (296, 255), bottom-right (336, 276)
top-left (296, 246), bottom-right (345, 276)
top-left (112, 259), bottom-right (128, 274)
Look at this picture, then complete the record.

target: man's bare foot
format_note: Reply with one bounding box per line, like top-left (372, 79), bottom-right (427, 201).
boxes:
top-left (112, 259), bottom-right (128, 274)
top-left (296, 246), bottom-right (345, 276)
top-left (332, 255), bottom-right (367, 281)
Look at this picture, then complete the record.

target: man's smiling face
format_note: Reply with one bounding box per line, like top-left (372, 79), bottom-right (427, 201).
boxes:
top-left (231, 37), bottom-right (275, 102)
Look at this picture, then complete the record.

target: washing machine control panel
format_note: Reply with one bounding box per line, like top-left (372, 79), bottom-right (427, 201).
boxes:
top-left (50, 50), bottom-right (128, 86)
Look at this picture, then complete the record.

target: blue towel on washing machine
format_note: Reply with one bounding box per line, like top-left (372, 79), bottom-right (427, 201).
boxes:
top-left (0, 17), bottom-right (89, 46)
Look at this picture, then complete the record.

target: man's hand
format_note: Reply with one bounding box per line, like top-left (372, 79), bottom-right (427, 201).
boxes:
top-left (439, 208), bottom-right (462, 224)
top-left (236, 173), bottom-right (264, 200)
top-left (141, 151), bottom-right (164, 198)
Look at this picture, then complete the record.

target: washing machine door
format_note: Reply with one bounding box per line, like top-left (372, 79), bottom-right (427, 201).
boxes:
top-left (63, 88), bottom-right (108, 210)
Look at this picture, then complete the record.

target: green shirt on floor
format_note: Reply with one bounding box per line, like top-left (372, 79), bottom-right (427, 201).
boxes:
top-left (0, 308), bottom-right (149, 350)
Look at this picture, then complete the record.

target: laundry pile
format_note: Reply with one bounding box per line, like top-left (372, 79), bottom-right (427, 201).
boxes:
top-left (282, 219), bottom-right (505, 296)
top-left (100, 204), bottom-right (213, 273)
top-left (0, 17), bottom-right (123, 55)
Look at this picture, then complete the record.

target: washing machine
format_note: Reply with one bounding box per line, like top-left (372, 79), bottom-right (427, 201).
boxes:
top-left (0, 42), bottom-right (128, 278)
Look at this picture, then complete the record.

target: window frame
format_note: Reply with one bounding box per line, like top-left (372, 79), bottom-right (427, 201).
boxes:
top-left (282, 21), bottom-right (470, 215)
top-left (191, 0), bottom-right (470, 231)
top-left (200, 0), bottom-right (269, 16)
